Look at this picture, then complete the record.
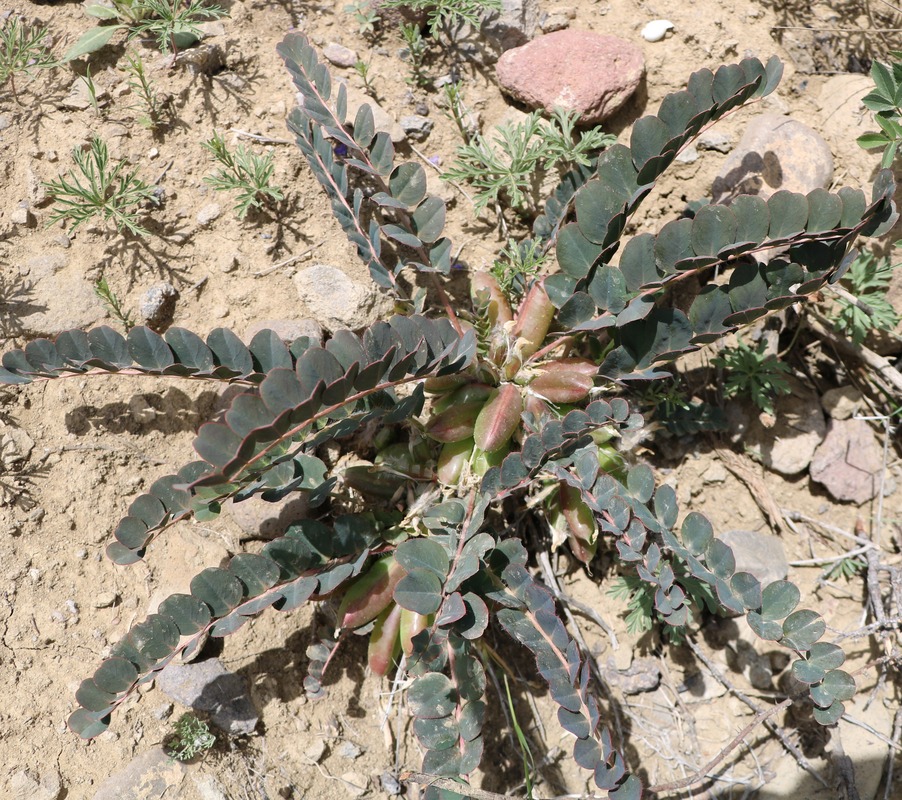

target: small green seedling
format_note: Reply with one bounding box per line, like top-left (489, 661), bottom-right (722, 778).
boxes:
top-left (383, 0), bottom-right (501, 38)
top-left (165, 713), bottom-right (216, 761)
top-left (44, 136), bottom-right (157, 237)
top-left (203, 131), bottom-right (284, 218)
top-left (123, 51), bottom-right (167, 130)
top-left (343, 0), bottom-right (379, 37)
top-left (491, 237), bottom-right (547, 299)
top-left (94, 277), bottom-right (135, 332)
top-left (857, 51), bottom-right (902, 168)
top-left (400, 22), bottom-right (430, 88)
top-left (353, 59), bottom-right (376, 97)
top-left (829, 248), bottom-right (900, 345)
top-left (444, 108), bottom-right (615, 214)
top-left (712, 338), bottom-right (791, 416)
top-left (0, 16), bottom-right (56, 102)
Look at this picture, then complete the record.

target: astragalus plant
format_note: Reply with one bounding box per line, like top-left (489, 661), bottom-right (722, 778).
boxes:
top-left (0, 32), bottom-right (896, 799)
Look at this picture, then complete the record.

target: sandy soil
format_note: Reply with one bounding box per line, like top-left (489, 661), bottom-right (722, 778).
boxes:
top-left (1, 0), bottom-right (901, 798)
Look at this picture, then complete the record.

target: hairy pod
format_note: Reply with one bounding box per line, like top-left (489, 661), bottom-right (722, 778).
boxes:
top-left (400, 608), bottom-right (434, 657)
top-left (512, 281), bottom-right (555, 360)
top-left (337, 554), bottom-right (405, 630)
top-left (432, 382), bottom-right (493, 415)
top-left (471, 270), bottom-right (513, 326)
top-left (473, 384), bottom-right (522, 453)
top-left (529, 361), bottom-right (595, 404)
top-left (343, 464), bottom-right (407, 498)
top-left (426, 400), bottom-right (484, 443)
top-left (368, 603), bottom-right (403, 676)
top-left (424, 374), bottom-right (469, 395)
top-left (437, 437), bottom-right (474, 485)
top-left (559, 482), bottom-right (597, 563)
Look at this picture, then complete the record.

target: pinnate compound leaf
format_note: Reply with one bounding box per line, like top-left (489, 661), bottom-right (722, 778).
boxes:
top-left (412, 196), bottom-right (446, 243)
top-left (626, 464), bottom-right (654, 503)
top-left (190, 567), bottom-right (245, 616)
top-left (781, 609), bottom-right (826, 651)
top-left (127, 327), bottom-right (174, 370)
top-left (408, 672), bottom-right (457, 719)
top-left (395, 539), bottom-right (450, 580)
top-left (88, 326), bottom-right (131, 368)
top-left (414, 715), bottom-right (459, 750)
top-left (228, 553), bottom-right (281, 597)
top-left (395, 567), bottom-right (443, 615)
top-left (705, 538), bottom-right (735, 579)
top-left (746, 611), bottom-right (784, 641)
top-left (76, 679), bottom-right (118, 713)
top-left (609, 775), bottom-right (642, 800)
top-left (165, 327), bottom-right (215, 372)
top-left (792, 658), bottom-right (826, 685)
top-left (760, 580), bottom-right (800, 621)
top-left (68, 708), bottom-right (110, 739)
top-left (389, 162), bottom-right (427, 207)
top-left (730, 572), bottom-right (762, 610)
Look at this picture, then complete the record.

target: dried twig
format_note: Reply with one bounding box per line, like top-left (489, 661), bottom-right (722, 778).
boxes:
top-left (254, 239), bottom-right (326, 277)
top-left (884, 709), bottom-right (902, 800)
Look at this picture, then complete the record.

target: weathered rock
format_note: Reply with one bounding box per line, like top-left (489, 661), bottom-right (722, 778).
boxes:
top-left (711, 114), bottom-right (834, 202)
top-left (481, 0), bottom-right (540, 52)
top-left (697, 130), bottom-right (733, 153)
top-left (496, 30), bottom-right (645, 123)
top-left (539, 6), bottom-right (575, 32)
top-left (59, 76), bottom-right (109, 111)
top-left (340, 772), bottom-right (369, 797)
top-left (810, 418), bottom-right (888, 504)
top-left (244, 318), bottom-right (323, 345)
top-left (719, 529), bottom-right (788, 586)
top-left (743, 377), bottom-right (826, 475)
top-left (196, 202), bottom-right (221, 226)
top-left (338, 86), bottom-right (406, 143)
top-left (157, 658), bottom-right (259, 735)
top-left (9, 769), bottom-right (61, 800)
top-left (323, 42), bottom-right (359, 68)
top-left (602, 656), bottom-right (661, 694)
top-left (92, 748), bottom-right (185, 800)
top-left (226, 492), bottom-right (310, 539)
top-left (10, 204), bottom-right (35, 227)
top-left (180, 43), bottom-right (226, 76)
top-left (20, 258), bottom-right (105, 336)
top-left (400, 114), bottom-right (433, 140)
top-left (139, 282), bottom-right (179, 332)
top-left (294, 263), bottom-right (392, 331)
top-left (821, 385), bottom-right (864, 420)
top-left (381, 772), bottom-right (402, 795)
top-left (337, 740), bottom-right (364, 759)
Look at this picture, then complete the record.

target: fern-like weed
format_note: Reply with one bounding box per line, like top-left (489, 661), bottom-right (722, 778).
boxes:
top-left (202, 131), bottom-right (284, 218)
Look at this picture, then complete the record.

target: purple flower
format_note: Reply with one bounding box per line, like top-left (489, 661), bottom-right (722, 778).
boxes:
top-left (334, 143), bottom-right (349, 157)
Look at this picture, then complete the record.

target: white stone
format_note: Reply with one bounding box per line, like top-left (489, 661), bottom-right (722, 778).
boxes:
top-left (641, 19), bottom-right (674, 42)
top-left (196, 202), bottom-right (221, 226)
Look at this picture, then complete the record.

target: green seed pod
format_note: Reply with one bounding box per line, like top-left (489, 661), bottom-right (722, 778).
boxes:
top-left (337, 555), bottom-right (405, 630)
top-left (512, 281), bottom-right (554, 360)
top-left (344, 465), bottom-right (407, 498)
top-left (437, 438), bottom-right (474, 485)
top-left (424, 374), bottom-right (470, 395)
top-left (472, 441), bottom-right (510, 476)
top-left (471, 270), bottom-right (513, 326)
top-left (559, 482), bottom-right (597, 549)
top-left (368, 603), bottom-right (403, 676)
top-left (473, 384), bottom-right (522, 453)
top-left (375, 441), bottom-right (432, 478)
top-left (432, 382), bottom-right (493, 415)
top-left (426, 400), bottom-right (484, 443)
top-left (400, 608), bottom-right (434, 657)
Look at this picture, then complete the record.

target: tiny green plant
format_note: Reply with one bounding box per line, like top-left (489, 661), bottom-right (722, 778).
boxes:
top-left (82, 67), bottom-right (104, 118)
top-left (130, 0), bottom-right (227, 57)
top-left (165, 713), bottom-right (216, 761)
top-left (712, 338), bottom-right (792, 416)
top-left (443, 108), bottom-right (616, 214)
top-left (0, 15), bottom-right (56, 103)
top-left (503, 674), bottom-right (535, 800)
top-left (202, 131), bottom-right (284, 219)
top-left (400, 22), bottom-right (430, 88)
top-left (490, 237), bottom-right (547, 299)
top-left (857, 51), bottom-right (902, 168)
top-left (442, 81), bottom-right (477, 143)
top-left (344, 0), bottom-right (379, 37)
top-left (123, 51), bottom-right (166, 130)
top-left (353, 59), bottom-right (376, 97)
top-left (44, 136), bottom-right (157, 236)
top-left (94, 277), bottom-right (135, 332)
top-left (383, 0), bottom-right (502, 39)
top-left (828, 248), bottom-right (901, 345)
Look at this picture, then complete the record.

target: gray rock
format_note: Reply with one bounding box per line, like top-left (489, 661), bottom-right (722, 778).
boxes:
top-left (712, 113), bottom-right (834, 202)
top-left (743, 377), bottom-right (826, 475)
top-left (675, 144), bottom-right (698, 164)
top-left (697, 131), bottom-right (733, 153)
top-left (226, 492), bottom-right (310, 539)
top-left (337, 740), bottom-right (364, 759)
top-left (340, 772), bottom-right (369, 797)
top-left (719, 529), bottom-right (788, 587)
top-left (9, 769), bottom-right (61, 800)
top-left (540, 6), bottom-right (576, 32)
top-left (294, 263), bottom-right (392, 331)
top-left (496, 30), bottom-right (644, 124)
top-left (811, 418), bottom-right (889, 504)
top-left (10, 205), bottom-right (35, 227)
top-left (59, 76), bottom-right (109, 111)
top-left (323, 42), bottom-right (359, 68)
top-left (304, 739), bottom-right (328, 763)
top-left (139, 282), bottom-right (179, 332)
top-left (381, 772), bottom-right (402, 795)
top-left (92, 748), bottom-right (185, 800)
top-left (481, 0), bottom-right (540, 52)
top-left (821, 385), bottom-right (864, 420)
top-left (400, 114), bottom-right (433, 141)
top-left (602, 656), bottom-right (661, 694)
top-left (20, 259), bottom-right (105, 337)
top-left (244, 318), bottom-right (323, 345)
top-left (157, 658), bottom-right (259, 735)
top-left (196, 202), bottom-right (221, 226)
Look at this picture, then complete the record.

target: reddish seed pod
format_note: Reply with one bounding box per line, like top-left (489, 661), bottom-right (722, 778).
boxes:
top-left (424, 375), bottom-right (469, 395)
top-left (426, 401), bottom-right (484, 443)
top-left (432, 382), bottom-right (493, 414)
top-left (337, 555), bottom-right (405, 630)
top-left (512, 281), bottom-right (555, 360)
top-left (400, 608), bottom-right (434, 657)
top-left (473, 384), bottom-right (522, 453)
top-left (524, 394), bottom-right (551, 422)
top-left (529, 364), bottom-right (594, 404)
top-left (471, 270), bottom-right (514, 326)
top-left (368, 603), bottom-right (403, 676)
top-left (559, 482), bottom-right (597, 563)
top-left (437, 438), bottom-right (474, 485)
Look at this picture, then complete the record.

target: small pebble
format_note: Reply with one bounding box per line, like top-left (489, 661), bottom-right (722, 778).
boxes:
top-left (641, 19), bottom-right (674, 42)
top-left (304, 739), bottom-right (327, 763)
top-left (196, 202), bottom-right (221, 226)
top-left (340, 772), bottom-right (368, 798)
top-left (380, 772), bottom-right (402, 796)
top-left (323, 42), bottom-right (359, 68)
top-left (93, 592), bottom-right (118, 609)
top-left (337, 740), bottom-right (363, 759)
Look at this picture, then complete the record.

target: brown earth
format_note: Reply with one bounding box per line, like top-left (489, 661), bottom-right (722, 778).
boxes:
top-left (1, 0), bottom-right (901, 798)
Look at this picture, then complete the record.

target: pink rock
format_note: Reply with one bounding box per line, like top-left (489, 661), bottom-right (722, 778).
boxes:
top-left (495, 30), bottom-right (645, 123)
top-left (810, 418), bottom-right (888, 504)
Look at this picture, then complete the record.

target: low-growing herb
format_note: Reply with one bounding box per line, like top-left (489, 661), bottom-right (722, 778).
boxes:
top-left (0, 16), bottom-right (56, 102)
top-left (203, 131), bottom-right (284, 218)
top-left (712, 338), bottom-right (792, 416)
